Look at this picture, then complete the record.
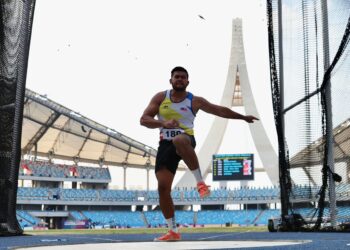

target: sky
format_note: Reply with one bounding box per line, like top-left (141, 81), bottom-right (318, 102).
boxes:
top-left (26, 0), bottom-right (277, 189)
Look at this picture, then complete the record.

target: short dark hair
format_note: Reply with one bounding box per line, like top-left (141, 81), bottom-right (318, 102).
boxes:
top-left (171, 66), bottom-right (188, 78)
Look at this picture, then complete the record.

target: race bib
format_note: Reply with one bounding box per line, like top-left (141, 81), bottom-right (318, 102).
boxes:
top-left (161, 128), bottom-right (185, 140)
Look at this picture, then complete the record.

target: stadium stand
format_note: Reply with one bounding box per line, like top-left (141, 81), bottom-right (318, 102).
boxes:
top-left (82, 211), bottom-right (145, 228)
top-left (196, 210), bottom-right (261, 226)
top-left (20, 161), bottom-right (111, 181)
top-left (70, 211), bottom-right (86, 221)
top-left (15, 184), bottom-right (286, 230)
top-left (16, 187), bottom-right (283, 202)
top-left (16, 182), bottom-right (350, 230)
top-left (254, 209), bottom-right (280, 225)
top-left (16, 210), bottom-right (41, 228)
top-left (143, 211), bottom-right (166, 227)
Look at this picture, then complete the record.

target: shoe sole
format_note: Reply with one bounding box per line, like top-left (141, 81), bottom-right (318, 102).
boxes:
top-left (154, 238), bottom-right (181, 242)
top-left (154, 239), bottom-right (181, 242)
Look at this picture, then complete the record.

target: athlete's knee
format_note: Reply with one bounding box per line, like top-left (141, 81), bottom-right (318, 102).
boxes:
top-left (158, 181), bottom-right (171, 194)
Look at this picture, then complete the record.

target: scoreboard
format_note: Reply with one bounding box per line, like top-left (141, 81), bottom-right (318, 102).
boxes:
top-left (212, 154), bottom-right (254, 181)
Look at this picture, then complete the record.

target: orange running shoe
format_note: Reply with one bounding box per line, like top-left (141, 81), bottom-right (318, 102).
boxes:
top-left (197, 181), bottom-right (211, 198)
top-left (154, 230), bottom-right (181, 242)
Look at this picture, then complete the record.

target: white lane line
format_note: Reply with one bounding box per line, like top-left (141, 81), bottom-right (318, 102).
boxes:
top-left (68, 236), bottom-right (122, 242)
top-left (40, 239), bottom-right (67, 242)
top-left (198, 233), bottom-right (242, 240)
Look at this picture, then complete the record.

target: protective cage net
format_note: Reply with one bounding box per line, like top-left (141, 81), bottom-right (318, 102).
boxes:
top-left (0, 0), bottom-right (35, 235)
top-left (267, 0), bottom-right (350, 231)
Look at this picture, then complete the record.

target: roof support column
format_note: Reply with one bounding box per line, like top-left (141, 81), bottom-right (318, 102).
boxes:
top-left (123, 164), bottom-right (127, 190)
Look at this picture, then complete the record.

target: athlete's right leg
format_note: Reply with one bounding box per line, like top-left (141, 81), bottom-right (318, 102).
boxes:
top-left (156, 167), bottom-right (175, 219)
top-left (154, 168), bottom-right (181, 241)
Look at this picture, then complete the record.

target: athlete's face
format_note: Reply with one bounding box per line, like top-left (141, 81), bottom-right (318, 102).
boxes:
top-left (170, 71), bottom-right (189, 91)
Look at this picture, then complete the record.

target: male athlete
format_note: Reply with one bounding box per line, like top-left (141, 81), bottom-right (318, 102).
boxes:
top-left (140, 66), bottom-right (259, 241)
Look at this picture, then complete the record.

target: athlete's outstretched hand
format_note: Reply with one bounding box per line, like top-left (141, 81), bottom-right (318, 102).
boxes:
top-left (244, 115), bottom-right (259, 123)
top-left (162, 119), bottom-right (180, 128)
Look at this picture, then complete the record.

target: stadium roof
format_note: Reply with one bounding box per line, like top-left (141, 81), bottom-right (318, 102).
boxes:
top-left (290, 118), bottom-right (350, 168)
top-left (22, 89), bottom-right (160, 170)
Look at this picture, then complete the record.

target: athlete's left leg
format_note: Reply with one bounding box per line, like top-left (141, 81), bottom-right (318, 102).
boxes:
top-left (172, 134), bottom-right (210, 198)
top-left (172, 134), bottom-right (199, 171)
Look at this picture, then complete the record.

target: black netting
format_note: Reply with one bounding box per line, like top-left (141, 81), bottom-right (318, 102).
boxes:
top-left (0, 0), bottom-right (36, 235)
top-left (267, 0), bottom-right (350, 231)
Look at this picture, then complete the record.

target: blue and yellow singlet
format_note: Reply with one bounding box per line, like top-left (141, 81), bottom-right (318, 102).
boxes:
top-left (157, 90), bottom-right (196, 140)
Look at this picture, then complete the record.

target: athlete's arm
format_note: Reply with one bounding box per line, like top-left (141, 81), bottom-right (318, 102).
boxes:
top-left (140, 92), bottom-right (180, 128)
top-left (193, 96), bottom-right (259, 123)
